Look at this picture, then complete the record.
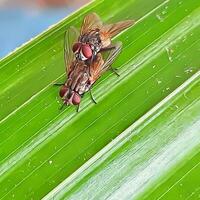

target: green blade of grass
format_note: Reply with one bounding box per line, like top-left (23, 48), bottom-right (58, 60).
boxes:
top-left (0, 0), bottom-right (200, 199)
top-left (43, 71), bottom-right (200, 200)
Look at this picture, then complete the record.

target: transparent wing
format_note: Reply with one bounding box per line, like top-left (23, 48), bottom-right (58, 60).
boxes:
top-left (89, 42), bottom-right (122, 83)
top-left (89, 53), bottom-right (104, 83)
top-left (81, 12), bottom-right (103, 35)
top-left (100, 41), bottom-right (122, 73)
top-left (64, 26), bottom-right (79, 73)
top-left (101, 20), bottom-right (134, 38)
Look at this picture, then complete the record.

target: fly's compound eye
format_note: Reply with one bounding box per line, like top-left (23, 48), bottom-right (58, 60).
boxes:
top-left (72, 93), bottom-right (81, 105)
top-left (72, 43), bottom-right (81, 53)
top-left (81, 44), bottom-right (93, 59)
top-left (59, 85), bottom-right (68, 98)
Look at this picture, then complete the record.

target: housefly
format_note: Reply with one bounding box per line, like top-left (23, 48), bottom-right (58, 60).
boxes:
top-left (72, 12), bottom-right (134, 63)
top-left (55, 27), bottom-right (122, 111)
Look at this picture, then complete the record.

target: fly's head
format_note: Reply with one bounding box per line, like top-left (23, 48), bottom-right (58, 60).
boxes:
top-left (59, 85), bottom-right (81, 106)
top-left (72, 42), bottom-right (93, 61)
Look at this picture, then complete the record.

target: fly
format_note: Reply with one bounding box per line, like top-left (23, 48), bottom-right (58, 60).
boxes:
top-left (55, 27), bottom-right (122, 111)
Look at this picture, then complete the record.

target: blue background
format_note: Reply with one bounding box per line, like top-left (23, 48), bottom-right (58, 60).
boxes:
top-left (0, 8), bottom-right (73, 58)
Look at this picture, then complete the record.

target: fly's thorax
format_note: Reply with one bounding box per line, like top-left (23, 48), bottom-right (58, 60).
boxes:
top-left (75, 71), bottom-right (91, 95)
top-left (80, 29), bottom-right (101, 44)
top-left (87, 30), bottom-right (102, 50)
top-left (59, 61), bottom-right (86, 105)
top-left (67, 60), bottom-right (90, 96)
top-left (76, 29), bottom-right (102, 61)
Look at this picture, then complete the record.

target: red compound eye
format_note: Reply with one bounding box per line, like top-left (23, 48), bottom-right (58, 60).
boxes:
top-left (72, 43), bottom-right (81, 53)
top-left (81, 44), bottom-right (92, 59)
top-left (59, 85), bottom-right (68, 97)
top-left (72, 93), bottom-right (81, 105)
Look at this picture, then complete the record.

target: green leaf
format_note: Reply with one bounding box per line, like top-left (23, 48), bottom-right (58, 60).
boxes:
top-left (44, 71), bottom-right (200, 200)
top-left (0, 0), bottom-right (200, 199)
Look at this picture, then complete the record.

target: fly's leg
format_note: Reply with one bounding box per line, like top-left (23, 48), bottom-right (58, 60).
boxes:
top-left (101, 44), bottom-right (121, 76)
top-left (100, 44), bottom-right (116, 52)
top-left (101, 41), bottom-right (122, 75)
top-left (89, 89), bottom-right (97, 104)
top-left (110, 67), bottom-right (120, 76)
top-left (76, 104), bottom-right (80, 112)
top-left (59, 102), bottom-right (66, 110)
top-left (54, 83), bottom-right (64, 86)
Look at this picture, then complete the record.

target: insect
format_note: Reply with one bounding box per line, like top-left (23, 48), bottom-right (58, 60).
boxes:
top-left (72, 12), bottom-right (134, 63)
top-left (55, 27), bottom-right (122, 111)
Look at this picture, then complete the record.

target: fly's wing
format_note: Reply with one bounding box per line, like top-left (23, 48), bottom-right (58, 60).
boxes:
top-left (90, 41), bottom-right (122, 83)
top-left (100, 20), bottom-right (134, 38)
top-left (89, 53), bottom-right (104, 84)
top-left (64, 26), bottom-right (79, 74)
top-left (100, 41), bottom-right (122, 74)
top-left (81, 12), bottom-right (103, 35)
